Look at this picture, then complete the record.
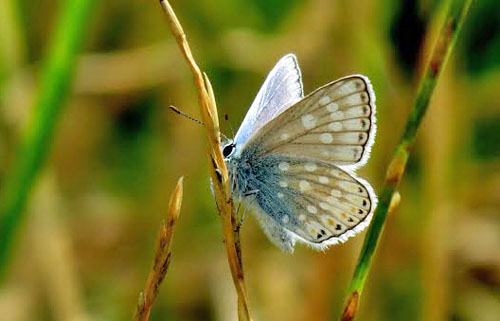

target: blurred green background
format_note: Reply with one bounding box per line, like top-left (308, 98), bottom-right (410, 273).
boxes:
top-left (0, 0), bottom-right (498, 320)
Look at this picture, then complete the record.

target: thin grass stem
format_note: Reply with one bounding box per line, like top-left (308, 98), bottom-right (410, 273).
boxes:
top-left (340, 1), bottom-right (473, 320)
top-left (133, 177), bottom-right (184, 321)
top-left (157, 1), bottom-right (252, 320)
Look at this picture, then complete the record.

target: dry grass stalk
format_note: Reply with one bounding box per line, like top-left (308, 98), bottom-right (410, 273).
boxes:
top-left (157, 1), bottom-right (252, 320)
top-left (133, 177), bottom-right (184, 321)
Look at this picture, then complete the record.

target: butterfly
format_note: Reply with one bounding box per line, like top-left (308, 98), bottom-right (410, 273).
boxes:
top-left (221, 54), bottom-right (377, 252)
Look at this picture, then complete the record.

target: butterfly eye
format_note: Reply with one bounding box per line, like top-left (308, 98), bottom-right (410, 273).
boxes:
top-left (222, 143), bottom-right (235, 158)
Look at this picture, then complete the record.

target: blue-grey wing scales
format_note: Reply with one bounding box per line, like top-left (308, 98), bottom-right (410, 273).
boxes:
top-left (230, 154), bottom-right (375, 251)
top-left (233, 54), bottom-right (303, 147)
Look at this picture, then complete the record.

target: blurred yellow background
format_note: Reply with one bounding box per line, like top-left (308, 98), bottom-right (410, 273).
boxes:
top-left (0, 0), bottom-right (498, 321)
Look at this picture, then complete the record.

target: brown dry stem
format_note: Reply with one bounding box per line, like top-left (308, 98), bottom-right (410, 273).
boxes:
top-left (133, 177), bottom-right (184, 321)
top-left (158, 1), bottom-right (252, 320)
top-left (340, 291), bottom-right (359, 321)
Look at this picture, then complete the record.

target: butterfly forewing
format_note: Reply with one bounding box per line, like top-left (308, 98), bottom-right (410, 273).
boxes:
top-left (247, 75), bottom-right (376, 169)
top-left (233, 54), bottom-right (304, 147)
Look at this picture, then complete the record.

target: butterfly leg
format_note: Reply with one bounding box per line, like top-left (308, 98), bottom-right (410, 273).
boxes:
top-left (235, 190), bottom-right (259, 232)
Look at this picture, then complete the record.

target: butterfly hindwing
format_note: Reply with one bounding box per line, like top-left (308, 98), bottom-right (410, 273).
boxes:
top-left (245, 75), bottom-right (376, 170)
top-left (247, 155), bottom-right (375, 250)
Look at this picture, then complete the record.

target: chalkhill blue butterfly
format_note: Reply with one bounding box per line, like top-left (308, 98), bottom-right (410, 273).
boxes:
top-left (221, 54), bottom-right (377, 252)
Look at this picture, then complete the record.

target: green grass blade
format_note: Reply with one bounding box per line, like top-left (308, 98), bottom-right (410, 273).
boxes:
top-left (0, 0), bottom-right (96, 280)
top-left (340, 0), bottom-right (473, 320)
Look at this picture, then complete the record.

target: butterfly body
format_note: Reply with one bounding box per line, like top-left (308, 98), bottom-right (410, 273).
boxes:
top-left (222, 54), bottom-right (377, 252)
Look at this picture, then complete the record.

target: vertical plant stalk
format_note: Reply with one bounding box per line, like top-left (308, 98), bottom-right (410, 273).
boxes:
top-left (340, 1), bottom-right (473, 320)
top-left (0, 0), bottom-right (95, 280)
top-left (133, 177), bottom-right (184, 321)
top-left (157, 1), bottom-right (253, 321)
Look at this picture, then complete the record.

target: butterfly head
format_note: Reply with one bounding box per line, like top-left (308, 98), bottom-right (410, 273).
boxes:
top-left (221, 139), bottom-right (251, 201)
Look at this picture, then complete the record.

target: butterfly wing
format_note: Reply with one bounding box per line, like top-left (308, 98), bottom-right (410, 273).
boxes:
top-left (237, 75), bottom-right (377, 250)
top-left (245, 75), bottom-right (376, 171)
top-left (233, 54), bottom-right (304, 147)
top-left (244, 155), bottom-right (376, 251)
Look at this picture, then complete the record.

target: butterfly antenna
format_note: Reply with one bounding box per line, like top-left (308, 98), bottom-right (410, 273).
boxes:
top-left (169, 105), bottom-right (204, 125)
top-left (225, 113), bottom-right (235, 138)
top-left (220, 132), bottom-right (230, 141)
